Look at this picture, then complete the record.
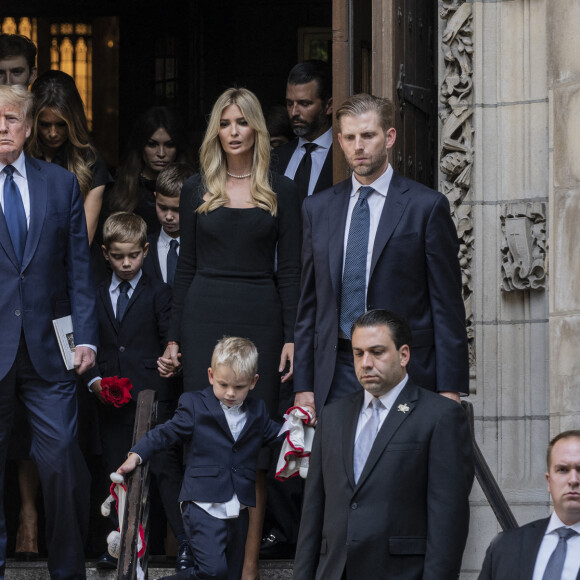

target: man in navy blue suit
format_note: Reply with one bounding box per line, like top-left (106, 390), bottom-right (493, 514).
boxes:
top-left (293, 93), bottom-right (469, 419)
top-left (0, 85), bottom-right (97, 579)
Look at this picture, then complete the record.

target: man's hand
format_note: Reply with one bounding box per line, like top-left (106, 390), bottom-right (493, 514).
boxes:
top-left (439, 391), bottom-right (461, 404)
top-left (74, 346), bottom-right (95, 375)
top-left (117, 452), bottom-right (141, 477)
top-left (158, 343), bottom-right (181, 378)
top-left (294, 391), bottom-right (317, 426)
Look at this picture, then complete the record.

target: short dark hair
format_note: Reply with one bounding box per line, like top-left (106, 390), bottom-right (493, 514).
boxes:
top-left (156, 162), bottom-right (196, 198)
top-left (351, 309), bottom-right (412, 351)
top-left (546, 430), bottom-right (580, 470)
top-left (0, 34), bottom-right (37, 71)
top-left (287, 59), bottom-right (332, 103)
top-left (336, 93), bottom-right (395, 134)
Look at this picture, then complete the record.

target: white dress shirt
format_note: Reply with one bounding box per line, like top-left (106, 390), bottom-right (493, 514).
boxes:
top-left (0, 152), bottom-right (31, 227)
top-left (156, 229), bottom-right (180, 284)
top-left (532, 512), bottom-right (580, 580)
top-left (195, 401), bottom-right (248, 519)
top-left (108, 270), bottom-right (141, 313)
top-left (354, 374), bottom-right (409, 441)
top-left (284, 127), bottom-right (333, 197)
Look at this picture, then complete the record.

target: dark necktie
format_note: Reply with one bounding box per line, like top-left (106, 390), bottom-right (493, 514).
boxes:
top-left (293, 142), bottom-right (318, 200)
top-left (116, 280), bottom-right (131, 322)
top-left (340, 186), bottom-right (373, 338)
top-left (542, 526), bottom-right (578, 580)
top-left (353, 398), bottom-right (383, 483)
top-left (166, 239), bottom-right (179, 287)
top-left (3, 165), bottom-right (27, 265)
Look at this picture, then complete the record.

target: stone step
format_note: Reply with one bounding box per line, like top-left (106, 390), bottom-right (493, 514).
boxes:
top-left (5, 559), bottom-right (294, 579)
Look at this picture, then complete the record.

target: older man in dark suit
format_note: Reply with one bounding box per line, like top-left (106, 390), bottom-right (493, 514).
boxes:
top-left (293, 93), bottom-right (469, 419)
top-left (293, 310), bottom-right (474, 580)
top-left (0, 85), bottom-right (97, 579)
top-left (479, 430), bottom-right (580, 580)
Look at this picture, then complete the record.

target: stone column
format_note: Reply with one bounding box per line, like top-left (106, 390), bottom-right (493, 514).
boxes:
top-left (548, 1), bottom-right (580, 436)
top-left (439, 1), bottom-right (551, 577)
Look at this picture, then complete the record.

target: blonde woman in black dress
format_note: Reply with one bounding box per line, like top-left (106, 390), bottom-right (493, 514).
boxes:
top-left (160, 88), bottom-right (301, 579)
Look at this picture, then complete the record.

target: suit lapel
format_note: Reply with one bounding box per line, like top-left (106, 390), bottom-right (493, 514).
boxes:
top-left (369, 172), bottom-right (410, 279)
top-left (22, 156), bottom-right (47, 271)
top-left (100, 280), bottom-right (118, 333)
top-left (355, 382), bottom-right (419, 489)
top-left (237, 398), bottom-right (258, 442)
top-left (520, 519), bottom-right (549, 579)
top-left (0, 195), bottom-right (19, 268)
top-left (274, 140), bottom-right (298, 173)
top-left (202, 387), bottom-right (234, 440)
top-left (123, 275), bottom-right (146, 320)
top-left (150, 234), bottom-right (163, 281)
top-left (342, 391), bottom-right (365, 489)
top-left (328, 180), bottom-right (351, 300)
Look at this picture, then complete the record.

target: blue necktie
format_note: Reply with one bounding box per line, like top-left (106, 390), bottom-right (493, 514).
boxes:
top-left (116, 280), bottom-right (131, 322)
top-left (353, 397), bottom-right (383, 483)
top-left (541, 527), bottom-right (578, 580)
top-left (340, 186), bottom-right (373, 338)
top-left (166, 239), bottom-right (179, 287)
top-left (3, 165), bottom-right (27, 265)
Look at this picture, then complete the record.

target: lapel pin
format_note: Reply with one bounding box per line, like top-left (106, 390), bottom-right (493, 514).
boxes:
top-left (397, 403), bottom-right (410, 413)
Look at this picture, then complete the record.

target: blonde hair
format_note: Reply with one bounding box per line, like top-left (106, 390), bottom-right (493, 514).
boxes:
top-left (211, 336), bottom-right (258, 379)
top-left (27, 71), bottom-right (99, 199)
top-left (0, 84), bottom-right (33, 121)
top-left (102, 212), bottom-right (148, 248)
top-left (198, 88), bottom-right (277, 216)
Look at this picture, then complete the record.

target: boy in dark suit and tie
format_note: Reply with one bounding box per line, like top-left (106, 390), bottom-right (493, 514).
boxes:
top-left (84, 211), bottom-right (192, 571)
top-left (117, 336), bottom-right (282, 580)
top-left (142, 162), bottom-right (195, 287)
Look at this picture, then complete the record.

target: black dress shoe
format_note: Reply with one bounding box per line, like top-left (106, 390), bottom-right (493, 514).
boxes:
top-left (95, 551), bottom-right (118, 569)
top-left (259, 531), bottom-right (296, 559)
top-left (175, 541), bottom-right (194, 572)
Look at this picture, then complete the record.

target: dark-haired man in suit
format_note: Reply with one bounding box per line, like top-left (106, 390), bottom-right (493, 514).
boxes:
top-left (293, 309), bottom-right (474, 579)
top-left (272, 60), bottom-right (333, 201)
top-left (479, 430), bottom-right (580, 580)
top-left (293, 93), bottom-right (469, 420)
top-left (0, 84), bottom-right (97, 579)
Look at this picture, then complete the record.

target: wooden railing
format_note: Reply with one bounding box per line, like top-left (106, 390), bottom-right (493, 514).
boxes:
top-left (117, 389), bottom-right (158, 580)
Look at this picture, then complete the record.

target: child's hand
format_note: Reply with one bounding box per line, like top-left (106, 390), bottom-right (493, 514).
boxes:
top-left (90, 379), bottom-right (108, 405)
top-left (117, 453), bottom-right (140, 476)
top-left (158, 343), bottom-right (182, 377)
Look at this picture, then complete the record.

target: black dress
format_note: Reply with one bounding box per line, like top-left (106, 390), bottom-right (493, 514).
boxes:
top-left (169, 173), bottom-right (301, 416)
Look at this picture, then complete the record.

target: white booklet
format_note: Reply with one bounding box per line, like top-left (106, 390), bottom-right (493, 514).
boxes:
top-left (52, 315), bottom-right (75, 370)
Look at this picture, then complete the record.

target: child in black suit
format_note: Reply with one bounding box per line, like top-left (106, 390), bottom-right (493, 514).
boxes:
top-left (117, 336), bottom-right (282, 580)
top-left (142, 162), bottom-right (195, 286)
top-left (84, 212), bottom-right (192, 570)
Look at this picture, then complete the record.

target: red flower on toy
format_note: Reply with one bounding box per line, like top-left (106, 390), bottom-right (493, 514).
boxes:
top-left (100, 376), bottom-right (133, 408)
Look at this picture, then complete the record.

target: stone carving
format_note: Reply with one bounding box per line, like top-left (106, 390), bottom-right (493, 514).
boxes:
top-left (500, 202), bottom-right (547, 291)
top-left (439, 0), bottom-right (475, 373)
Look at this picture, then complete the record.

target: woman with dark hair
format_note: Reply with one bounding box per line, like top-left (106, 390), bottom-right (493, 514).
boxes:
top-left (159, 87), bottom-right (301, 579)
top-left (27, 70), bottom-right (112, 244)
top-left (109, 106), bottom-right (183, 233)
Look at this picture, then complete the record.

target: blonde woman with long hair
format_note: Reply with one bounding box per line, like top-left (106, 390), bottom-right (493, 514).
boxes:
top-left (159, 87), bottom-right (301, 579)
top-left (27, 70), bottom-right (112, 244)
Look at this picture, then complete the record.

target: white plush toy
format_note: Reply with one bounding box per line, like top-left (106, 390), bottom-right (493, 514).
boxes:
top-left (275, 406), bottom-right (315, 480)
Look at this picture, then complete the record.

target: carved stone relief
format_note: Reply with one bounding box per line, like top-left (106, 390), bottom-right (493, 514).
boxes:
top-left (439, 1), bottom-right (475, 372)
top-left (500, 202), bottom-right (547, 291)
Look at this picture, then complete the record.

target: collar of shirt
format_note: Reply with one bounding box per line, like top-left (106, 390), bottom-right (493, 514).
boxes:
top-left (545, 511), bottom-right (580, 536)
top-left (356, 375), bottom-right (409, 440)
top-left (110, 270), bottom-right (142, 294)
top-left (297, 126), bottom-right (333, 152)
top-left (158, 227), bottom-right (180, 248)
top-left (1, 150), bottom-right (27, 177)
top-left (349, 163), bottom-right (394, 199)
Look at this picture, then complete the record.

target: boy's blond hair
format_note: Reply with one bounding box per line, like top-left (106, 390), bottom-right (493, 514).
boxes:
top-left (155, 162), bottom-right (196, 198)
top-left (211, 336), bottom-right (258, 379)
top-left (102, 212), bottom-right (147, 248)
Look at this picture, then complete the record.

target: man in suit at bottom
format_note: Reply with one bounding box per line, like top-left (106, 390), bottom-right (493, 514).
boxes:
top-left (0, 85), bottom-right (97, 579)
top-left (479, 430), bottom-right (580, 580)
top-left (293, 309), bottom-right (474, 580)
